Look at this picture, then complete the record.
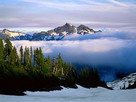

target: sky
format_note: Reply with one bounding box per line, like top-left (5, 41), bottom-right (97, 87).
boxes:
top-left (0, 0), bottom-right (136, 29)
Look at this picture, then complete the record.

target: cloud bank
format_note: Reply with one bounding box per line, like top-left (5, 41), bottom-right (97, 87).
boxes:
top-left (12, 30), bottom-right (136, 81)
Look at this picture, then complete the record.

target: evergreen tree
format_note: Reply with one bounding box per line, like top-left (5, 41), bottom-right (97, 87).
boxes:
top-left (24, 46), bottom-right (30, 66)
top-left (0, 39), bottom-right (4, 61)
top-left (34, 48), bottom-right (48, 72)
top-left (89, 68), bottom-right (101, 86)
top-left (20, 46), bottom-right (23, 64)
top-left (0, 38), bottom-right (106, 91)
top-left (4, 38), bottom-right (13, 62)
top-left (46, 56), bottom-right (52, 72)
top-left (34, 48), bottom-right (39, 68)
top-left (52, 57), bottom-right (57, 73)
top-left (10, 46), bottom-right (19, 65)
top-left (57, 53), bottom-right (64, 75)
top-left (38, 48), bottom-right (48, 72)
top-left (78, 67), bottom-right (102, 88)
top-left (30, 46), bottom-right (33, 66)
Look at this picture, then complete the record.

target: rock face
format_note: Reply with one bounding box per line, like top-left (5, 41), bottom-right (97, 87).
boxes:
top-left (32, 23), bottom-right (77, 40)
top-left (77, 25), bottom-right (95, 34)
top-left (48, 23), bottom-right (77, 35)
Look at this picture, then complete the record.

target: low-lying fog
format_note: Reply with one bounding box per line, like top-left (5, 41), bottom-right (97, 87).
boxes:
top-left (12, 29), bottom-right (136, 81)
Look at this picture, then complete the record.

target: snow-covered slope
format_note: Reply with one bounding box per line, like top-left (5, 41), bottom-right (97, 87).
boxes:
top-left (107, 73), bottom-right (136, 89)
top-left (1, 29), bottom-right (25, 37)
top-left (0, 85), bottom-right (136, 102)
top-left (0, 29), bottom-right (34, 40)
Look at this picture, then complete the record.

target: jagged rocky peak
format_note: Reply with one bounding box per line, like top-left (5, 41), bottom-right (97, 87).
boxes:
top-left (31, 23), bottom-right (99, 41)
top-left (65, 23), bottom-right (72, 26)
top-left (66, 23), bottom-right (76, 28)
top-left (34, 23), bottom-right (98, 37)
top-left (47, 23), bottom-right (77, 35)
top-left (77, 24), bottom-right (95, 35)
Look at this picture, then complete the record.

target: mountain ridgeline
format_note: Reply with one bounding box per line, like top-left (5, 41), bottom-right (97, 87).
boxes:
top-left (0, 38), bottom-right (107, 95)
top-left (0, 23), bottom-right (101, 41)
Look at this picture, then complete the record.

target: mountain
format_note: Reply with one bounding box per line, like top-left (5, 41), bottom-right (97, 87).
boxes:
top-left (107, 73), bottom-right (136, 89)
top-left (14, 34), bottom-right (32, 40)
top-left (0, 29), bottom-right (32, 40)
top-left (77, 25), bottom-right (95, 34)
top-left (0, 23), bottom-right (101, 41)
top-left (0, 29), bottom-right (11, 40)
top-left (32, 23), bottom-right (100, 41)
top-left (47, 23), bottom-right (77, 35)
top-left (1, 29), bottom-right (25, 37)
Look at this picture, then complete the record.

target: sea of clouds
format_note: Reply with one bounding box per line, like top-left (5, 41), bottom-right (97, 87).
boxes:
top-left (12, 29), bottom-right (136, 81)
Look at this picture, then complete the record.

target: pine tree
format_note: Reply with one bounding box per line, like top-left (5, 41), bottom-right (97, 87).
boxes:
top-left (34, 48), bottom-right (48, 72)
top-left (24, 46), bottom-right (30, 66)
top-left (30, 46), bottom-right (33, 66)
top-left (10, 46), bottom-right (19, 65)
top-left (89, 68), bottom-right (101, 87)
top-left (0, 39), bottom-right (4, 61)
top-left (52, 57), bottom-right (57, 73)
top-left (20, 46), bottom-right (23, 64)
top-left (34, 48), bottom-right (38, 67)
top-left (46, 56), bottom-right (52, 72)
top-left (57, 53), bottom-right (64, 75)
top-left (38, 48), bottom-right (48, 72)
top-left (4, 38), bottom-right (13, 62)
top-left (80, 67), bottom-right (90, 79)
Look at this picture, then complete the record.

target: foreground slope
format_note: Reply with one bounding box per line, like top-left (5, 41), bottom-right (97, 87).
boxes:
top-left (0, 85), bottom-right (136, 102)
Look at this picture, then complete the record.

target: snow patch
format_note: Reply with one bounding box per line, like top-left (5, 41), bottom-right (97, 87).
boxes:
top-left (107, 73), bottom-right (136, 89)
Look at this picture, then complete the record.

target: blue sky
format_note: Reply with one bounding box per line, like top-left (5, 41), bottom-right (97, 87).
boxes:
top-left (0, 0), bottom-right (136, 29)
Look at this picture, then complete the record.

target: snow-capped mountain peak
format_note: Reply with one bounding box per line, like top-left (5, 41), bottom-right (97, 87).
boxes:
top-left (31, 23), bottom-right (100, 41)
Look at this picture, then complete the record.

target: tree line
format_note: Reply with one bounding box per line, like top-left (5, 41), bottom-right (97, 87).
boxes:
top-left (0, 38), bottom-right (107, 95)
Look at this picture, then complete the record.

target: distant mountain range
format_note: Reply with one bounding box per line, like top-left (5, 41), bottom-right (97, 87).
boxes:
top-left (0, 23), bottom-right (101, 41)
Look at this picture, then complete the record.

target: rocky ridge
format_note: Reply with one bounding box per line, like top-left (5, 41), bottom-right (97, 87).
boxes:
top-left (0, 23), bottom-right (101, 41)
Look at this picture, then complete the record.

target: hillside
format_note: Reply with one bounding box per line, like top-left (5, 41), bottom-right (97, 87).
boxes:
top-left (107, 73), bottom-right (136, 89)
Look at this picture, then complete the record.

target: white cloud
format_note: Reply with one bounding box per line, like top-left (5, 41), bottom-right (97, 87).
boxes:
top-left (107, 0), bottom-right (128, 7)
top-left (20, 0), bottom-right (128, 12)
